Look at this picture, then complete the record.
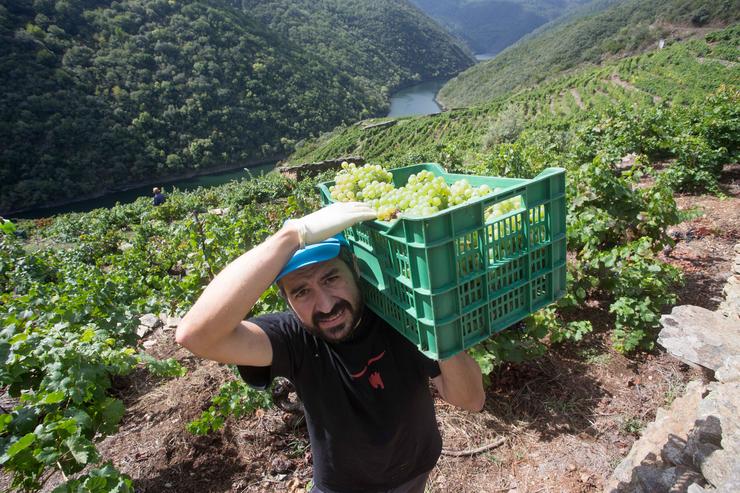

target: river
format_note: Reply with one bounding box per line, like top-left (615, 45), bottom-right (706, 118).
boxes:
top-left (13, 81), bottom-right (449, 219)
top-left (387, 80), bottom-right (445, 117)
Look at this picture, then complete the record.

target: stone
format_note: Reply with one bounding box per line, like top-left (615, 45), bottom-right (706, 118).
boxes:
top-left (658, 306), bottom-right (740, 371)
top-left (687, 484), bottom-right (709, 493)
top-left (276, 156), bottom-right (364, 181)
top-left (720, 276), bottom-right (740, 320)
top-left (662, 435), bottom-right (692, 467)
top-left (605, 381), bottom-right (706, 492)
top-left (139, 313), bottom-right (161, 328)
top-left (715, 356), bottom-right (740, 384)
top-left (667, 466), bottom-right (705, 492)
top-left (691, 381), bottom-right (740, 491)
top-left (142, 340), bottom-right (157, 349)
top-left (635, 465), bottom-right (676, 492)
top-left (137, 313), bottom-right (163, 338)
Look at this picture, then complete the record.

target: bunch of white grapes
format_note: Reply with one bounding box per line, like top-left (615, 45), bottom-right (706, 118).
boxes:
top-left (329, 162), bottom-right (394, 202)
top-left (329, 162), bottom-right (521, 221)
top-left (483, 196), bottom-right (522, 222)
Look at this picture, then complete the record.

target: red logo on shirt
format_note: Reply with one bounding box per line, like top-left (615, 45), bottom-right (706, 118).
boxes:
top-left (368, 371), bottom-right (384, 389)
top-left (350, 351), bottom-right (386, 390)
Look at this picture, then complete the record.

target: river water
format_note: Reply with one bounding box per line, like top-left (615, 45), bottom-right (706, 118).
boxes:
top-left (387, 80), bottom-right (445, 117)
top-left (13, 80), bottom-right (449, 219)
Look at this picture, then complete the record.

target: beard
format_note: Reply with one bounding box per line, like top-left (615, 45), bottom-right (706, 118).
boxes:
top-left (305, 298), bottom-right (364, 343)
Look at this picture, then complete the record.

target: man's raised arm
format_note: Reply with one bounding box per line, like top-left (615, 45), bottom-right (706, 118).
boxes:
top-left (175, 226), bottom-right (300, 365)
top-left (175, 202), bottom-right (377, 366)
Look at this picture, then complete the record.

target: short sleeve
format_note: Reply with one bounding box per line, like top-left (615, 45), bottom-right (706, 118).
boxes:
top-left (421, 354), bottom-right (441, 379)
top-left (237, 312), bottom-right (306, 389)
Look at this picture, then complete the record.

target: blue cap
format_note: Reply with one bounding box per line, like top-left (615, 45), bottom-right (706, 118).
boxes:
top-left (275, 234), bottom-right (350, 282)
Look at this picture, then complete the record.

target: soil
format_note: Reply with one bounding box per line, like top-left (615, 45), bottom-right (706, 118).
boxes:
top-left (3, 167), bottom-right (738, 493)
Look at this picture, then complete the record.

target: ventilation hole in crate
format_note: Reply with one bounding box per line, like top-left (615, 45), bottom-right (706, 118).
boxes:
top-left (387, 276), bottom-right (413, 309)
top-left (530, 247), bottom-right (548, 275)
top-left (456, 232), bottom-right (483, 278)
top-left (528, 204), bottom-right (549, 247)
top-left (390, 242), bottom-right (412, 280)
top-left (461, 306), bottom-right (486, 337)
top-left (486, 213), bottom-right (526, 264)
top-left (354, 227), bottom-right (371, 248)
top-left (532, 274), bottom-right (551, 303)
top-left (401, 311), bottom-right (420, 344)
top-left (459, 276), bottom-right (484, 307)
top-left (488, 256), bottom-right (526, 294)
top-left (489, 285), bottom-right (527, 324)
top-left (369, 230), bottom-right (392, 269)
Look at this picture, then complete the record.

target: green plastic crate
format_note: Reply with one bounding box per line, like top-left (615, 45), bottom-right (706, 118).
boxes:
top-left (318, 163), bottom-right (566, 359)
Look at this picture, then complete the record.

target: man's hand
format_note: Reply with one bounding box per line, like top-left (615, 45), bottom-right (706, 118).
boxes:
top-left (432, 352), bottom-right (485, 412)
top-left (285, 202), bottom-right (377, 247)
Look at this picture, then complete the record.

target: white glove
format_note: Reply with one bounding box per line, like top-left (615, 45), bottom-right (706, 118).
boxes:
top-left (285, 202), bottom-right (377, 248)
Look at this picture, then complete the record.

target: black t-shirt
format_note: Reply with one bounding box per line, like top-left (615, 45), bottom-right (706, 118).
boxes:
top-left (238, 308), bottom-right (442, 493)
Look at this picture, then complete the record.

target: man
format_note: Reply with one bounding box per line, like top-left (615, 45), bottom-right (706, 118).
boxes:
top-left (152, 187), bottom-right (166, 206)
top-left (176, 202), bottom-right (485, 493)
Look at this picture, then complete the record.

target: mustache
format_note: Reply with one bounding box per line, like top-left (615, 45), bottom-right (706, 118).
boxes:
top-left (313, 300), bottom-right (352, 325)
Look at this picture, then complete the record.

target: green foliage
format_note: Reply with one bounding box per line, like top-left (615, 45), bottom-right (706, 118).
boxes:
top-left (0, 170), bottom-right (317, 490)
top-left (1, 218), bottom-right (17, 235)
top-left (663, 86), bottom-right (739, 193)
top-left (186, 380), bottom-right (272, 436)
top-left (602, 239), bottom-right (683, 352)
top-left (138, 353), bottom-right (188, 379)
top-left (470, 317), bottom-right (549, 381)
top-left (51, 463), bottom-right (134, 493)
top-left (0, 0), bottom-right (471, 214)
top-left (241, 0), bottom-right (473, 99)
top-left (438, 0), bottom-right (738, 108)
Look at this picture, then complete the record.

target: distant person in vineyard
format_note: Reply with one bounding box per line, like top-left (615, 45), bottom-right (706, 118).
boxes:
top-left (177, 202), bottom-right (485, 493)
top-left (152, 187), bottom-right (166, 206)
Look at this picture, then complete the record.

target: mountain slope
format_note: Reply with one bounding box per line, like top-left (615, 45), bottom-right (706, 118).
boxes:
top-left (410, 0), bottom-right (593, 55)
top-left (437, 0), bottom-right (739, 108)
top-left (239, 0), bottom-right (475, 97)
top-left (286, 26), bottom-right (739, 166)
top-left (0, 0), bottom-right (472, 214)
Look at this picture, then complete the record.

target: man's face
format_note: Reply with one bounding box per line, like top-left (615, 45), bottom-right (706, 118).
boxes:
top-left (279, 257), bottom-right (363, 342)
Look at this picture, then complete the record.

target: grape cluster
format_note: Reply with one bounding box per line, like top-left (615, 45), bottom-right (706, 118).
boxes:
top-left (329, 162), bottom-right (393, 202)
top-left (484, 196), bottom-right (522, 222)
top-left (330, 162), bottom-right (504, 220)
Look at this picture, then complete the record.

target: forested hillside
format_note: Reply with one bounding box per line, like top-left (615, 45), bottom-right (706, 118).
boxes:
top-left (288, 25), bottom-right (738, 180)
top-left (0, 0), bottom-right (471, 215)
top-left (437, 0), bottom-right (739, 107)
top-left (410, 0), bottom-right (592, 55)
top-left (240, 0), bottom-right (474, 97)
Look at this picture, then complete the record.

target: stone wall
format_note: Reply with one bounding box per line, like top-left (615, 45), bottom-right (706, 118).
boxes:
top-left (605, 243), bottom-right (740, 493)
top-left (276, 157), bottom-right (365, 181)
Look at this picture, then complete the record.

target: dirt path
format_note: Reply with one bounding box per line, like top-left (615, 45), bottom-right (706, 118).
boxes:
top-left (697, 57), bottom-right (737, 68)
top-left (608, 74), bottom-right (663, 104)
top-left (570, 88), bottom-right (585, 109)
